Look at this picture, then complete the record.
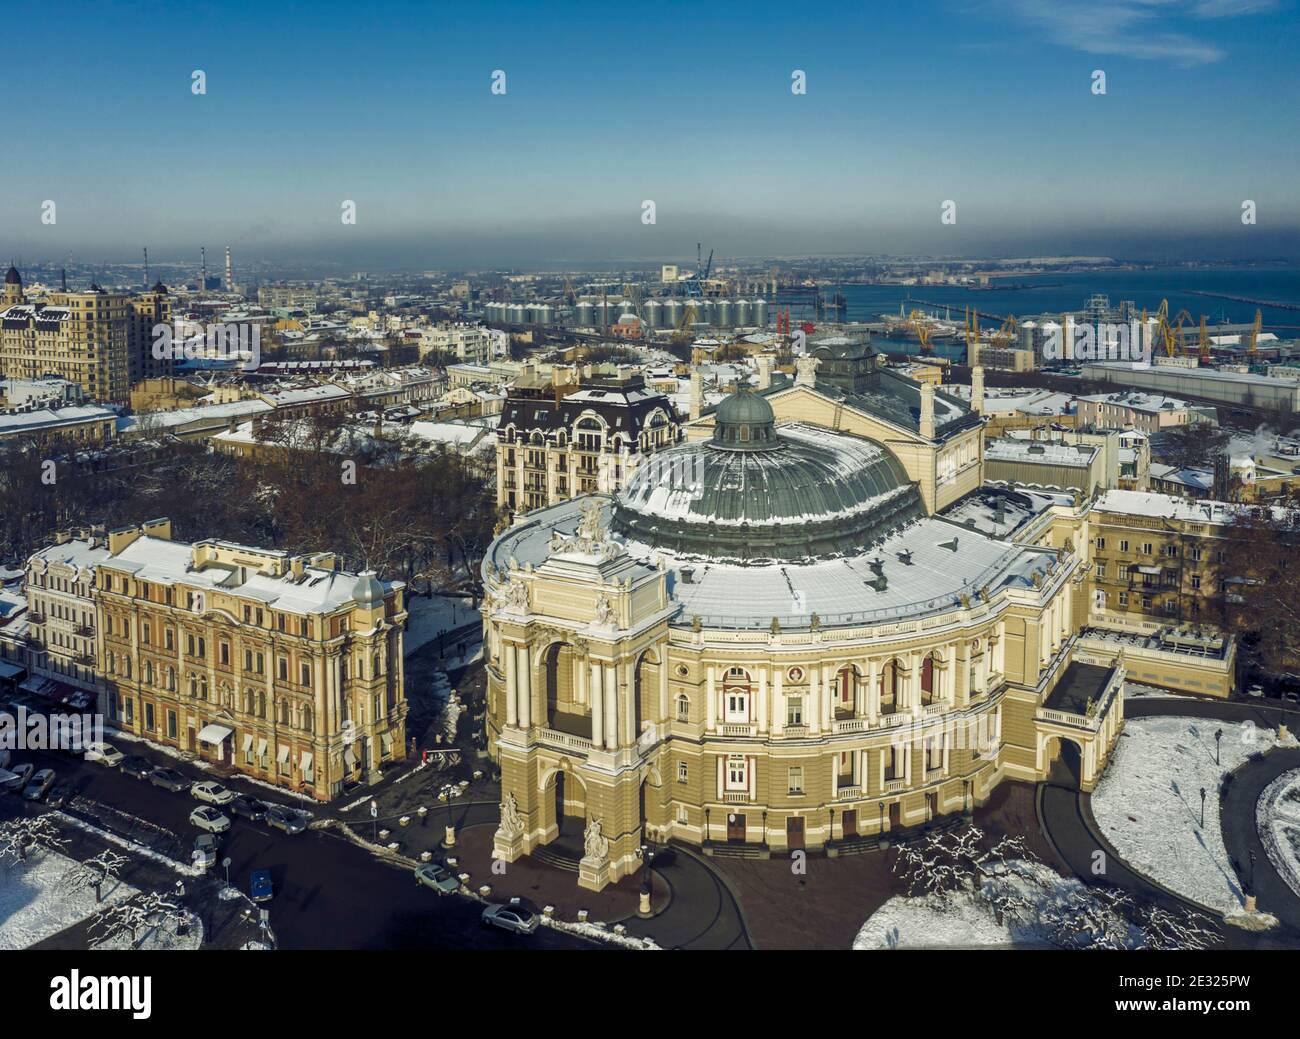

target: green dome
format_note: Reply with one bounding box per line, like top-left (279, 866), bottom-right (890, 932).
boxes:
top-left (711, 387), bottom-right (777, 450)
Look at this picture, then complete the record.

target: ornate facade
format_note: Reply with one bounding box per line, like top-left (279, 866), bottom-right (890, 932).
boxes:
top-left (484, 383), bottom-right (1125, 890)
top-left (95, 519), bottom-right (408, 800)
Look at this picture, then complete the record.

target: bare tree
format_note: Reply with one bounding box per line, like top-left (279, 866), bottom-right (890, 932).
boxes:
top-left (59, 850), bottom-right (129, 903)
top-left (0, 816), bottom-right (69, 865)
top-left (88, 891), bottom-right (187, 948)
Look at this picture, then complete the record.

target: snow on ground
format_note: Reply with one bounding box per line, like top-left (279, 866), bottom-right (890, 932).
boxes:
top-left (854, 860), bottom-right (1115, 949)
top-left (541, 917), bottom-right (660, 950)
top-left (0, 847), bottom-right (139, 950)
top-left (404, 594), bottom-right (475, 655)
top-left (91, 909), bottom-right (203, 951)
top-left (1092, 716), bottom-right (1266, 914)
top-left (1257, 769), bottom-right (1300, 899)
top-left (1123, 681), bottom-right (1185, 700)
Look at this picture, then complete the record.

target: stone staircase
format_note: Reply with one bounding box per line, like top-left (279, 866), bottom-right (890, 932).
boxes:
top-left (703, 841), bottom-right (771, 860)
top-left (530, 844), bottom-right (581, 873)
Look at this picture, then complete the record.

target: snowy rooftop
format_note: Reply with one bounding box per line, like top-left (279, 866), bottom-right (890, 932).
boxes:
top-left (487, 496), bottom-right (1062, 630)
top-left (985, 438), bottom-right (1097, 466)
top-left (28, 537), bottom-right (109, 574)
top-left (1091, 489), bottom-right (1297, 525)
top-left (939, 486), bottom-right (1071, 539)
top-left (102, 536), bottom-right (397, 615)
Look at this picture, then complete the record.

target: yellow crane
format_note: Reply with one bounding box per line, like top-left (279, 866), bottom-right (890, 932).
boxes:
top-left (908, 308), bottom-right (934, 355)
top-left (1198, 314), bottom-right (1210, 364)
top-left (989, 314), bottom-right (1019, 350)
top-left (1246, 309), bottom-right (1262, 357)
top-left (671, 302), bottom-right (698, 345)
top-left (1172, 309), bottom-right (1195, 356)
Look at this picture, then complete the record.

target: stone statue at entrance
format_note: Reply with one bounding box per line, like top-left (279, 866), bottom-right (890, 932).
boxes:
top-left (499, 791), bottom-right (523, 835)
top-left (582, 818), bottom-right (609, 863)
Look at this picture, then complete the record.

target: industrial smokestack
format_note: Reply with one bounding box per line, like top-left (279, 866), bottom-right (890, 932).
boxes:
top-left (225, 245), bottom-right (233, 292)
top-left (201, 246), bottom-right (207, 292)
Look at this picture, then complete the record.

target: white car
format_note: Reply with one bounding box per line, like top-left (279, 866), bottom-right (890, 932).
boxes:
top-left (191, 780), bottom-right (236, 805)
top-left (84, 741), bottom-right (124, 767)
top-left (189, 805), bottom-right (231, 834)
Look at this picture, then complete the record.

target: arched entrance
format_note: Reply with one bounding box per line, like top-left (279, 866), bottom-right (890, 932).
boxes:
top-left (542, 642), bottom-right (590, 739)
top-left (634, 649), bottom-right (661, 742)
top-left (1045, 735), bottom-right (1084, 789)
top-left (541, 763), bottom-right (587, 839)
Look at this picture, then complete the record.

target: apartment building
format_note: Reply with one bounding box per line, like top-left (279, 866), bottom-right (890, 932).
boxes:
top-left (0, 268), bottom-right (173, 404)
top-left (420, 322), bottom-right (492, 365)
top-left (1076, 391), bottom-right (1214, 434)
top-left (25, 531), bottom-right (109, 695)
top-left (1088, 490), bottom-right (1238, 625)
top-left (496, 371), bottom-right (681, 513)
top-left (95, 519), bottom-right (409, 800)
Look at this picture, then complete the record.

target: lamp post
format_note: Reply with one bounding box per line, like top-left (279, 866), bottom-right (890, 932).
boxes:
top-left (761, 810), bottom-right (768, 850)
top-left (828, 807), bottom-right (835, 845)
top-left (704, 807), bottom-right (711, 845)
top-left (1199, 786), bottom-right (1206, 829)
top-left (1215, 728), bottom-right (1223, 766)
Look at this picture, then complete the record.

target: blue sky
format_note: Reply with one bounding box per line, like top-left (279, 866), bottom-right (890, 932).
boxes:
top-left (2, 0), bottom-right (1297, 267)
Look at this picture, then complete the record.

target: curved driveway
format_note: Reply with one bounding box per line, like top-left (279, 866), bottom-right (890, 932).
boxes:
top-left (1037, 694), bottom-right (1300, 948)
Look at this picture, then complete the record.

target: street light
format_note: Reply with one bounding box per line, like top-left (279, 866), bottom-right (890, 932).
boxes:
top-left (1215, 728), bottom-right (1223, 766)
top-left (1199, 786), bottom-right (1206, 828)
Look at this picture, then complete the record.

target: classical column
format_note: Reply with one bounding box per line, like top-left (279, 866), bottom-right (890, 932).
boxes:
top-left (603, 664), bottom-right (617, 750)
top-left (658, 652), bottom-right (668, 725)
top-left (575, 654), bottom-right (587, 707)
top-left (822, 664), bottom-right (833, 729)
top-left (706, 664), bottom-right (717, 731)
top-left (757, 668), bottom-right (768, 733)
top-left (772, 668), bottom-right (784, 735)
top-left (867, 658), bottom-right (880, 723)
top-left (910, 652), bottom-right (923, 718)
top-left (504, 643), bottom-right (518, 728)
top-left (516, 644), bottom-right (532, 729)
top-left (590, 660), bottom-right (603, 745)
top-left (809, 666), bottom-right (821, 735)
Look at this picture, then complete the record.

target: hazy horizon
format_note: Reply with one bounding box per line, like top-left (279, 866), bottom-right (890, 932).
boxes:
top-left (4, 0), bottom-right (1298, 268)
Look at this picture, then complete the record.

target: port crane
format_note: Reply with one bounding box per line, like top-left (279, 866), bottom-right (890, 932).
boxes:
top-left (682, 243), bottom-right (713, 298)
top-left (908, 308), bottom-right (935, 355)
top-left (1246, 310), bottom-right (1262, 358)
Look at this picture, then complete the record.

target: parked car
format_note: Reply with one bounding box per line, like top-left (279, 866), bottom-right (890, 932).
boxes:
top-left (119, 755), bottom-right (153, 780)
top-left (149, 767), bottom-right (189, 792)
top-left (250, 870), bottom-right (273, 903)
top-left (414, 862), bottom-right (460, 895)
top-left (2, 763), bottom-right (34, 792)
top-left (481, 902), bottom-right (540, 935)
top-left (192, 832), bottom-right (220, 869)
top-left (23, 768), bottom-right (56, 801)
top-left (229, 795), bottom-right (270, 821)
top-left (264, 806), bottom-right (307, 835)
top-left (45, 784), bottom-right (72, 808)
top-left (84, 741), bottom-right (124, 767)
top-left (191, 780), bottom-right (236, 805)
top-left (189, 805), bottom-right (231, 834)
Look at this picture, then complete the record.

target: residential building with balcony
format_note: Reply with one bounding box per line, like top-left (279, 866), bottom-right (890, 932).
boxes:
top-left (495, 370), bottom-right (680, 514)
top-left (94, 519), bottom-right (408, 800)
top-left (25, 530), bottom-right (109, 696)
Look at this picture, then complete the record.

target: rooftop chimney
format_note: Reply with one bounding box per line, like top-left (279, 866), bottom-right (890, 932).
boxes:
top-left (689, 367), bottom-right (702, 421)
top-left (919, 382), bottom-right (936, 439)
top-left (971, 365), bottom-right (985, 414)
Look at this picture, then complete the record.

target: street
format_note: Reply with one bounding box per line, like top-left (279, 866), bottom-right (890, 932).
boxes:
top-left (3, 735), bottom-right (592, 951)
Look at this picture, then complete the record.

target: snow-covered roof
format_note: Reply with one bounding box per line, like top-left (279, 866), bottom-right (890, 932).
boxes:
top-left (985, 439), bottom-right (1097, 466)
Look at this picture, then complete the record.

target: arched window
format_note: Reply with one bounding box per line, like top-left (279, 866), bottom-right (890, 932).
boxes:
top-left (676, 695), bottom-right (690, 722)
top-left (302, 705), bottom-right (314, 732)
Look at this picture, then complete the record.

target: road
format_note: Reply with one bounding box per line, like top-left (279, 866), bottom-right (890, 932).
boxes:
top-left (4, 737), bottom-right (591, 950)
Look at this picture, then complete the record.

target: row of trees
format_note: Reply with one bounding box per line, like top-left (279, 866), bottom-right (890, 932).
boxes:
top-left (0, 414), bottom-right (498, 598)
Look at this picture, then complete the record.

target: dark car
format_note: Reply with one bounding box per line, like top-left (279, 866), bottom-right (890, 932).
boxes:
top-left (264, 806), bottom-right (308, 835)
top-left (229, 795), bottom-right (270, 821)
top-left (119, 755), bottom-right (154, 780)
top-left (250, 870), bottom-right (273, 903)
top-left (45, 784), bottom-right (72, 808)
top-left (148, 767), bottom-right (189, 792)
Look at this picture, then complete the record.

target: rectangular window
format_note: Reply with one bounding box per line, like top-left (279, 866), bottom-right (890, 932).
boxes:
top-left (220, 642), bottom-right (230, 665)
top-left (1095, 537), bottom-right (1106, 549)
top-left (725, 756), bottom-right (748, 790)
top-left (301, 662), bottom-right (311, 687)
top-left (787, 766), bottom-right (804, 795)
top-left (167, 711), bottom-right (177, 739)
top-left (724, 690), bottom-right (749, 723)
top-left (144, 703), bottom-right (155, 732)
top-left (1095, 564), bottom-right (1105, 579)
top-left (1118, 592), bottom-right (1129, 606)
top-left (1119, 539), bottom-right (1129, 552)
top-left (677, 762), bottom-right (688, 784)
top-left (786, 696), bottom-right (803, 726)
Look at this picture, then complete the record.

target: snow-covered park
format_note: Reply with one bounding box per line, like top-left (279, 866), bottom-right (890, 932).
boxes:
top-left (1258, 769), bottom-right (1300, 900)
top-left (0, 843), bottom-right (200, 951)
top-left (1091, 716), bottom-right (1272, 914)
top-left (853, 826), bottom-right (1215, 950)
